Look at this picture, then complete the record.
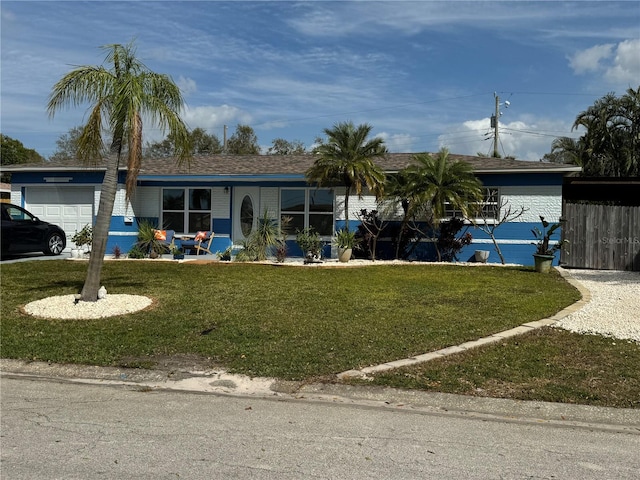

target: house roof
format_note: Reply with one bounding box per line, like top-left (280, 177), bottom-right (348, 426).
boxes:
top-left (0, 153), bottom-right (582, 177)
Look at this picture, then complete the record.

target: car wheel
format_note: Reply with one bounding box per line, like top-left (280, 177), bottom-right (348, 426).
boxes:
top-left (44, 232), bottom-right (66, 256)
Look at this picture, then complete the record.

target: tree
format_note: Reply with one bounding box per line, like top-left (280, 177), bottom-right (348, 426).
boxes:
top-left (306, 121), bottom-right (387, 231)
top-left (471, 198), bottom-right (528, 264)
top-left (548, 87), bottom-right (639, 177)
top-left (226, 124), bottom-right (260, 154)
top-left (405, 148), bottom-right (483, 221)
top-left (383, 168), bottom-right (430, 259)
top-left (146, 127), bottom-right (222, 157)
top-left (48, 41), bottom-right (191, 302)
top-left (402, 148), bottom-right (483, 261)
top-left (267, 138), bottom-right (306, 155)
top-left (49, 126), bottom-right (86, 161)
top-left (544, 136), bottom-right (584, 167)
top-left (0, 134), bottom-right (45, 182)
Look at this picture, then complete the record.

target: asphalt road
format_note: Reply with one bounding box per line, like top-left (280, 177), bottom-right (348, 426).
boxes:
top-left (2, 375), bottom-right (639, 480)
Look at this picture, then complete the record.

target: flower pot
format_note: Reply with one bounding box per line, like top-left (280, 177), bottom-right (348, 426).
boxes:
top-left (304, 251), bottom-right (322, 264)
top-left (338, 247), bottom-right (352, 263)
top-left (474, 250), bottom-right (490, 263)
top-left (70, 248), bottom-right (81, 259)
top-left (533, 254), bottom-right (555, 273)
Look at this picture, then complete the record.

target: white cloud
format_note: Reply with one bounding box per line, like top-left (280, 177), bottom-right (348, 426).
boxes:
top-left (176, 76), bottom-right (197, 96)
top-left (606, 39), bottom-right (640, 84)
top-left (569, 39), bottom-right (640, 86)
top-left (437, 117), bottom-right (577, 161)
top-left (182, 105), bottom-right (252, 131)
top-left (569, 44), bottom-right (614, 74)
top-left (378, 132), bottom-right (419, 153)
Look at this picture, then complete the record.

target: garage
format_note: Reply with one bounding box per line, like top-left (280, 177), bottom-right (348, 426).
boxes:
top-left (26, 187), bottom-right (95, 248)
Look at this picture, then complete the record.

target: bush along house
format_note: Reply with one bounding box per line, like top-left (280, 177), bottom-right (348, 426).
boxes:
top-left (1, 153), bottom-right (581, 264)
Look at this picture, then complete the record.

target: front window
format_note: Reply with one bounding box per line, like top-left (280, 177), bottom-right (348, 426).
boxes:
top-left (444, 187), bottom-right (499, 221)
top-left (281, 188), bottom-right (333, 236)
top-left (162, 188), bottom-right (211, 233)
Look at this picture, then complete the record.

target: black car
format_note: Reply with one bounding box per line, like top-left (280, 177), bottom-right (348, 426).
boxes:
top-left (1, 203), bottom-right (66, 257)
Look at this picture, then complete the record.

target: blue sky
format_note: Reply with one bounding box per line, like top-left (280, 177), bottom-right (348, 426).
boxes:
top-left (2, 1), bottom-right (639, 160)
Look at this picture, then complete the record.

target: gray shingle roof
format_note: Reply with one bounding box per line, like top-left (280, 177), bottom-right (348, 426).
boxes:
top-left (1, 153), bottom-right (582, 176)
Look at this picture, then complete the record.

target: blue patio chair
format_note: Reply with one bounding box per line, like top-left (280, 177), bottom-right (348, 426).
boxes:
top-left (153, 229), bottom-right (176, 253)
top-left (181, 231), bottom-right (215, 256)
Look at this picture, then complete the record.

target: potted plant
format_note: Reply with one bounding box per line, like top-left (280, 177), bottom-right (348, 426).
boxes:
top-left (531, 216), bottom-right (568, 273)
top-left (217, 246), bottom-right (232, 261)
top-left (333, 228), bottom-right (358, 263)
top-left (171, 244), bottom-right (184, 260)
top-left (71, 224), bottom-right (92, 258)
top-left (296, 227), bottom-right (323, 263)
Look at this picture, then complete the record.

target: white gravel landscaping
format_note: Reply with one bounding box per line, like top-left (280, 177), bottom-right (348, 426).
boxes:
top-left (23, 294), bottom-right (153, 320)
top-left (554, 269), bottom-right (640, 343)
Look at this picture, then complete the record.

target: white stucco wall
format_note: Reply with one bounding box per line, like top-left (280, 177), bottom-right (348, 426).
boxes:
top-left (211, 187), bottom-right (230, 217)
top-left (260, 187), bottom-right (279, 218)
top-left (334, 192), bottom-right (379, 222)
top-left (331, 184), bottom-right (563, 224)
top-left (130, 186), bottom-right (160, 218)
top-left (10, 186), bottom-right (21, 205)
top-left (501, 185), bottom-right (563, 223)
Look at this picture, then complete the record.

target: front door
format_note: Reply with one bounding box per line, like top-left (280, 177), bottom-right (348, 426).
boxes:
top-left (232, 187), bottom-right (260, 245)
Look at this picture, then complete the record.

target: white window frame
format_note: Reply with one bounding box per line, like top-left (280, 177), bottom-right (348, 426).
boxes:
top-left (444, 187), bottom-right (500, 223)
top-left (161, 187), bottom-right (213, 234)
top-left (280, 188), bottom-right (334, 238)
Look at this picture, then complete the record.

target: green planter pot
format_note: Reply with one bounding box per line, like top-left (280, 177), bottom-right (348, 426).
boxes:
top-left (533, 254), bottom-right (555, 273)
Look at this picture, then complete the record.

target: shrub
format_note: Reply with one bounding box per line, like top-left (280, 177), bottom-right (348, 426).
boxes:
top-left (296, 227), bottom-right (323, 259)
top-left (436, 217), bottom-right (472, 262)
top-left (135, 219), bottom-right (169, 256)
top-left (127, 245), bottom-right (146, 259)
top-left (72, 224), bottom-right (93, 249)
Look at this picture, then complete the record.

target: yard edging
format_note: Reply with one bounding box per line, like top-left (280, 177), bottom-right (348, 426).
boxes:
top-left (337, 266), bottom-right (591, 380)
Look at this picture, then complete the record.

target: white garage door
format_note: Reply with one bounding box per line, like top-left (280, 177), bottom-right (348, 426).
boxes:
top-left (26, 187), bottom-right (95, 247)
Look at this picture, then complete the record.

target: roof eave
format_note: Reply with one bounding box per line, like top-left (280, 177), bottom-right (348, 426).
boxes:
top-left (472, 166), bottom-right (583, 174)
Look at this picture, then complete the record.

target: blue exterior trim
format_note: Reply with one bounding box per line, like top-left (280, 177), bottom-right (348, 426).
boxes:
top-left (138, 174), bottom-right (305, 183)
top-left (476, 172), bottom-right (563, 187)
top-left (13, 171), bottom-right (107, 184)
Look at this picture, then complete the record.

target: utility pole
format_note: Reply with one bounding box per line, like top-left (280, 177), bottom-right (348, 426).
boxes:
top-left (490, 93), bottom-right (510, 158)
top-left (223, 125), bottom-right (228, 152)
top-left (493, 94), bottom-right (500, 158)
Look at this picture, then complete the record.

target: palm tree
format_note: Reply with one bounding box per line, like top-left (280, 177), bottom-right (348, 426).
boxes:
top-left (406, 148), bottom-right (482, 220)
top-left (404, 148), bottom-right (483, 261)
top-left (47, 42), bottom-right (191, 302)
top-left (549, 136), bottom-right (585, 168)
top-left (306, 122), bottom-right (387, 231)
top-left (571, 87), bottom-right (640, 177)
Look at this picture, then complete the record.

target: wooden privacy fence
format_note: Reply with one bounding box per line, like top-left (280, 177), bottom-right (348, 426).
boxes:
top-left (561, 203), bottom-right (640, 271)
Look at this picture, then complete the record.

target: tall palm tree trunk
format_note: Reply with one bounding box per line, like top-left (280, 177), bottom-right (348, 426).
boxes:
top-left (80, 155), bottom-right (120, 301)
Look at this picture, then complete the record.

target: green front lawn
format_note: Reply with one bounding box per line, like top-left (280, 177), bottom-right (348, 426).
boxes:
top-left (2, 261), bottom-right (577, 381)
top-left (8, 259), bottom-right (638, 409)
top-left (4, 260), bottom-right (637, 407)
top-left (349, 328), bottom-right (640, 409)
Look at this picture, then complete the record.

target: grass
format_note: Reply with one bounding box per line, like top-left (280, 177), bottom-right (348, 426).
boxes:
top-left (2, 259), bottom-right (637, 408)
top-left (349, 328), bottom-right (640, 409)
